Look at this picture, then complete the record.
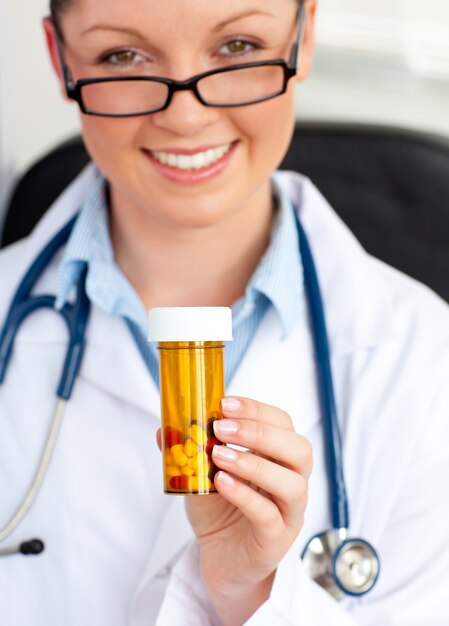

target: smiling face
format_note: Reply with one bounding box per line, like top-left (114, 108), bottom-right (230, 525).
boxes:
top-left (45, 0), bottom-right (316, 231)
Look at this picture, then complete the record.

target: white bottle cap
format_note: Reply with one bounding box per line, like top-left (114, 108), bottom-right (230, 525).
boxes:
top-left (148, 307), bottom-right (233, 342)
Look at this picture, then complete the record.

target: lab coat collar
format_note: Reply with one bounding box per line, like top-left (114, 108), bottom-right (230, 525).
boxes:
top-left (273, 170), bottom-right (394, 357)
top-left (28, 163), bottom-right (102, 255)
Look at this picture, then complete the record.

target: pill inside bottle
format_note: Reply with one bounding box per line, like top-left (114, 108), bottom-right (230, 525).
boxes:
top-left (148, 307), bottom-right (233, 495)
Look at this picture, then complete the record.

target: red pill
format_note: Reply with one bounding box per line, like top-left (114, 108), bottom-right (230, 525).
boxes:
top-left (208, 463), bottom-right (220, 483)
top-left (169, 475), bottom-right (190, 490)
top-left (165, 428), bottom-right (183, 448)
top-left (206, 436), bottom-right (222, 458)
top-left (207, 412), bottom-right (221, 438)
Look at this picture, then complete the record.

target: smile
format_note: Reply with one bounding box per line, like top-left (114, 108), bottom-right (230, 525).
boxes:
top-left (150, 143), bottom-right (233, 171)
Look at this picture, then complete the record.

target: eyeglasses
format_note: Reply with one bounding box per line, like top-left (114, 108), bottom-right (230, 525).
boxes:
top-left (54, 3), bottom-right (306, 118)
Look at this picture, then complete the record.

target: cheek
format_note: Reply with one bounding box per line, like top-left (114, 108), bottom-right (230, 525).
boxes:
top-left (80, 115), bottom-right (144, 162)
top-left (232, 90), bottom-right (296, 169)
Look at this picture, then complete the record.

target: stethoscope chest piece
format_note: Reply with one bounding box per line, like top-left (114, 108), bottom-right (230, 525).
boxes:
top-left (302, 529), bottom-right (380, 600)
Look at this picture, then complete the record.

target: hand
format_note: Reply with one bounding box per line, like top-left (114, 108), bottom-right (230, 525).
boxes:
top-left (185, 396), bottom-right (313, 625)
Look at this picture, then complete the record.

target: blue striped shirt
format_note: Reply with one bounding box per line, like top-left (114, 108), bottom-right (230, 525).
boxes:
top-left (55, 170), bottom-right (303, 387)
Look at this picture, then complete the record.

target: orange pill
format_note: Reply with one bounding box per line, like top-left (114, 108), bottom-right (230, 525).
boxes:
top-left (184, 438), bottom-right (198, 458)
top-left (171, 444), bottom-right (188, 467)
top-left (166, 465), bottom-right (182, 477)
top-left (188, 476), bottom-right (199, 492)
top-left (189, 424), bottom-right (207, 446)
top-left (188, 451), bottom-right (209, 475)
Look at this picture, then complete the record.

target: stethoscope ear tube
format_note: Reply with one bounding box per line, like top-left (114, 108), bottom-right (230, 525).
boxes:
top-left (0, 400), bottom-right (66, 547)
top-left (0, 539), bottom-right (45, 557)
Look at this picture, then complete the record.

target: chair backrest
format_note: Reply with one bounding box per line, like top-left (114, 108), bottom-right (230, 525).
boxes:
top-left (1, 136), bottom-right (90, 247)
top-left (282, 123), bottom-right (449, 302)
top-left (2, 123), bottom-right (449, 301)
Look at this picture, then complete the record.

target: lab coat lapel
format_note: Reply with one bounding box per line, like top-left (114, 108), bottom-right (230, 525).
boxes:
top-left (8, 162), bottom-right (160, 414)
top-left (130, 495), bottom-right (195, 624)
top-left (81, 304), bottom-right (160, 415)
top-left (227, 304), bottom-right (322, 436)
top-left (27, 163), bottom-right (102, 264)
top-left (273, 171), bottom-right (395, 357)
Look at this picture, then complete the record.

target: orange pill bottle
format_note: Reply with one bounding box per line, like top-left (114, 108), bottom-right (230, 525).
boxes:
top-left (148, 307), bottom-right (233, 495)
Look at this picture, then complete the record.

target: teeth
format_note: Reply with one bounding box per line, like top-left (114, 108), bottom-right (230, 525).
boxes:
top-left (151, 143), bottom-right (232, 170)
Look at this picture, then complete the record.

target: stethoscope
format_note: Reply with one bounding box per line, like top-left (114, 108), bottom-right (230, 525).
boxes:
top-left (0, 215), bottom-right (89, 556)
top-left (0, 207), bottom-right (380, 599)
top-left (294, 210), bottom-right (380, 599)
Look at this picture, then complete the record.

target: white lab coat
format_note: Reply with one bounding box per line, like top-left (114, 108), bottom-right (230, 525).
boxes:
top-left (0, 164), bottom-right (448, 626)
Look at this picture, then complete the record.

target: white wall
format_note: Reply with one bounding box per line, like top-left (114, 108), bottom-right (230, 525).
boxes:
top-left (1, 0), bottom-right (449, 230)
top-left (0, 0), bottom-right (80, 225)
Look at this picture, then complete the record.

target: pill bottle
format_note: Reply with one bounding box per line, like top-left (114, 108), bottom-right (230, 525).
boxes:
top-left (148, 307), bottom-right (233, 495)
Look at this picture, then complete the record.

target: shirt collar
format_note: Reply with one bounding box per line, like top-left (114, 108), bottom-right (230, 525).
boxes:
top-left (55, 174), bottom-right (303, 339)
top-left (234, 179), bottom-right (304, 338)
top-left (55, 178), bottom-right (148, 331)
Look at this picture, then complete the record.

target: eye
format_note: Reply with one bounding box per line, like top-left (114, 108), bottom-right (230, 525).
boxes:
top-left (218, 39), bottom-right (259, 57)
top-left (101, 49), bottom-right (146, 67)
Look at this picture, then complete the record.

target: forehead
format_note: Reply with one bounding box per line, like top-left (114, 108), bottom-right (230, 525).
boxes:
top-left (63, 0), bottom-right (295, 37)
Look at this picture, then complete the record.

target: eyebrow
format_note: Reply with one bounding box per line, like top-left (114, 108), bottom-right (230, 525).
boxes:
top-left (82, 9), bottom-right (275, 37)
top-left (213, 9), bottom-right (276, 32)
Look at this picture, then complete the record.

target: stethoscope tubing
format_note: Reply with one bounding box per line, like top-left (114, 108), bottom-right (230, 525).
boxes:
top-left (0, 206), bottom-right (352, 566)
top-left (293, 210), bottom-right (349, 530)
top-left (0, 400), bottom-right (66, 544)
top-left (0, 215), bottom-right (90, 552)
top-left (0, 215), bottom-right (90, 401)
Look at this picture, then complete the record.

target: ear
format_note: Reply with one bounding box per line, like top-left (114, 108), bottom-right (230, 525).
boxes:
top-left (296, 0), bottom-right (318, 81)
top-left (42, 16), bottom-right (71, 101)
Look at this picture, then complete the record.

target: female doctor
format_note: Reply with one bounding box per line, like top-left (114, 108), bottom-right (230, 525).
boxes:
top-left (1, 0), bottom-right (449, 624)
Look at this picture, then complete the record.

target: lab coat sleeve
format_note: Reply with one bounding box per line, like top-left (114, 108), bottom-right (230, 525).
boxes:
top-left (155, 542), bottom-right (221, 626)
top-left (156, 540), bottom-right (359, 625)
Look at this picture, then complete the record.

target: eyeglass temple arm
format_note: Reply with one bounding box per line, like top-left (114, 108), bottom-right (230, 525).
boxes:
top-left (50, 18), bottom-right (75, 91)
top-left (288, 0), bottom-right (307, 70)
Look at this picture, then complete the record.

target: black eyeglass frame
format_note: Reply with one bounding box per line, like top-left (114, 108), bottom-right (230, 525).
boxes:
top-left (53, 1), bottom-right (306, 118)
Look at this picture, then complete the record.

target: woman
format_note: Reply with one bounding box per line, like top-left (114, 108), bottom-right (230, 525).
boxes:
top-left (0, 0), bottom-right (448, 624)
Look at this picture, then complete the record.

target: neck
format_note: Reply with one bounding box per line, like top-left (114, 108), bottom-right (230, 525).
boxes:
top-left (109, 182), bottom-right (275, 309)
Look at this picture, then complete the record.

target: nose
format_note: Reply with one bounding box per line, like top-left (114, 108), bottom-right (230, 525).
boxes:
top-left (150, 87), bottom-right (219, 137)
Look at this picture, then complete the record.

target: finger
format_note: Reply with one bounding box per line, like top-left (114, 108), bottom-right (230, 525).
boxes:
top-left (213, 419), bottom-right (313, 478)
top-left (212, 446), bottom-right (308, 529)
top-left (214, 471), bottom-right (284, 542)
top-left (156, 428), bottom-right (162, 451)
top-left (221, 396), bottom-right (293, 431)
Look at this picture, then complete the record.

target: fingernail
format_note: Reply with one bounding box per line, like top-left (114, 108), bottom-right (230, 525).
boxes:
top-left (214, 419), bottom-right (239, 435)
top-left (221, 397), bottom-right (242, 413)
top-left (216, 471), bottom-right (235, 488)
top-left (213, 445), bottom-right (238, 462)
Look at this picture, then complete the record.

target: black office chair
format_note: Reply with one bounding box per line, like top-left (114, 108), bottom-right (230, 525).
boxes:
top-left (3, 123), bottom-right (449, 301)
